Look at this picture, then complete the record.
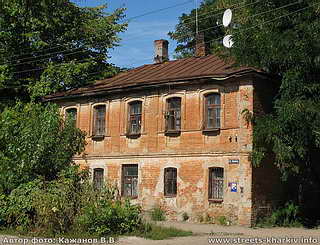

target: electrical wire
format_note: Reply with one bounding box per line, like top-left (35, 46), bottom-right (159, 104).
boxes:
top-left (1, 0), bottom-right (193, 62)
top-left (7, 2), bottom-right (318, 75)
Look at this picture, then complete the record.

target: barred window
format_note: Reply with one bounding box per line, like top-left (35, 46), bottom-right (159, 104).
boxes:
top-left (165, 97), bottom-right (181, 132)
top-left (164, 168), bottom-right (177, 196)
top-left (65, 108), bottom-right (77, 126)
top-left (93, 168), bottom-right (104, 190)
top-left (204, 94), bottom-right (221, 130)
top-left (122, 165), bottom-right (138, 198)
top-left (128, 101), bottom-right (142, 135)
top-left (93, 105), bottom-right (106, 136)
top-left (209, 167), bottom-right (224, 200)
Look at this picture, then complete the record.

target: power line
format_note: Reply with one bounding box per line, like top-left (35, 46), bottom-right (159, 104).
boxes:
top-left (121, 0), bottom-right (193, 22)
top-left (4, 0), bottom-right (302, 68)
top-left (9, 2), bottom-right (318, 74)
top-left (202, 2), bottom-right (319, 47)
top-left (1, 1), bottom-right (193, 63)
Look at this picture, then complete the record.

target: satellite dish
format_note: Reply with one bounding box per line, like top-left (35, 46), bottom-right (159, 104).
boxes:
top-left (223, 35), bottom-right (234, 48)
top-left (222, 9), bottom-right (232, 27)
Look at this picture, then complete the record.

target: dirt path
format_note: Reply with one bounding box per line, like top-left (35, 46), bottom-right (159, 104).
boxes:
top-left (1, 222), bottom-right (319, 245)
top-left (118, 221), bottom-right (320, 245)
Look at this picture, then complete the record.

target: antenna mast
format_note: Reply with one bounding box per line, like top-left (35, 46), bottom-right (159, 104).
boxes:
top-left (195, 0), bottom-right (199, 35)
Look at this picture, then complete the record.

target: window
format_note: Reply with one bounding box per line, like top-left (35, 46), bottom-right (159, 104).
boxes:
top-left (204, 94), bottom-right (221, 130)
top-left (128, 101), bottom-right (142, 135)
top-left (93, 105), bottom-right (106, 136)
top-left (165, 97), bottom-right (181, 132)
top-left (122, 165), bottom-right (138, 198)
top-left (208, 167), bottom-right (224, 201)
top-left (65, 108), bottom-right (77, 126)
top-left (93, 168), bottom-right (104, 190)
top-left (164, 168), bottom-right (177, 196)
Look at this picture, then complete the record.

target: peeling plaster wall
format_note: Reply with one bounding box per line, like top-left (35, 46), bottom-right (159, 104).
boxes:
top-left (57, 77), bottom-right (274, 226)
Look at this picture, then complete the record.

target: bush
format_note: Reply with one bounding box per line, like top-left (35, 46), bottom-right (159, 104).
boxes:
top-left (0, 194), bottom-right (8, 227)
top-left (150, 206), bottom-right (166, 221)
top-left (257, 202), bottom-right (302, 227)
top-left (6, 180), bottom-right (42, 231)
top-left (75, 198), bottom-right (142, 236)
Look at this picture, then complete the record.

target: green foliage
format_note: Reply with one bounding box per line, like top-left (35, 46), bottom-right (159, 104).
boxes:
top-left (150, 206), bottom-right (166, 221)
top-left (0, 194), bottom-right (8, 227)
top-left (139, 224), bottom-right (192, 240)
top-left (216, 216), bottom-right (229, 226)
top-left (257, 202), bottom-right (302, 227)
top-left (168, 0), bottom-right (224, 58)
top-left (182, 212), bottom-right (189, 221)
top-left (0, 0), bottom-right (127, 101)
top-left (0, 102), bottom-right (86, 193)
top-left (75, 198), bottom-right (142, 236)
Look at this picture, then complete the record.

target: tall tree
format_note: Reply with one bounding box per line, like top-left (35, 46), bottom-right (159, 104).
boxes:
top-left (0, 102), bottom-right (86, 193)
top-left (220, 0), bottom-right (320, 221)
top-left (0, 0), bottom-right (127, 100)
top-left (168, 0), bottom-right (224, 58)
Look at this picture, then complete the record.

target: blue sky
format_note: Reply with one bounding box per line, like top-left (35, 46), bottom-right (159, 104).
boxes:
top-left (72, 0), bottom-right (200, 68)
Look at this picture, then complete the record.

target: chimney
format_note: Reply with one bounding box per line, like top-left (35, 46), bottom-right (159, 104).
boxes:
top-left (195, 32), bottom-right (208, 57)
top-left (154, 39), bottom-right (169, 64)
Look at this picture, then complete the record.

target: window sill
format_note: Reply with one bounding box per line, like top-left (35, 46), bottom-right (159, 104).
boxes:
top-left (209, 199), bottom-right (223, 203)
top-left (202, 128), bottom-right (220, 132)
top-left (164, 130), bottom-right (181, 136)
top-left (164, 194), bottom-right (177, 198)
top-left (91, 135), bottom-right (105, 141)
top-left (125, 133), bottom-right (141, 139)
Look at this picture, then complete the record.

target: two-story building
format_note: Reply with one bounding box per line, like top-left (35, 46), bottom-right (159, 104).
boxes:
top-left (44, 39), bottom-right (282, 226)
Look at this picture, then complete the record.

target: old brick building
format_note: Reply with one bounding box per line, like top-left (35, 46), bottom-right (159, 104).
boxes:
top-left (44, 40), bottom-right (282, 226)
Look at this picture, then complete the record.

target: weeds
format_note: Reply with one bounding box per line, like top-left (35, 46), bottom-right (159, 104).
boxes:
top-left (257, 202), bottom-right (302, 227)
top-left (150, 206), bottom-right (166, 221)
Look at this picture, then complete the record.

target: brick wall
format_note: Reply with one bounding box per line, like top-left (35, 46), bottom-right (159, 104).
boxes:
top-left (56, 77), bottom-right (271, 226)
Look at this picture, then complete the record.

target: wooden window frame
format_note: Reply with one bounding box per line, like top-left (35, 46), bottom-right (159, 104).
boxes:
top-left (127, 101), bottom-right (142, 136)
top-left (208, 167), bottom-right (224, 202)
top-left (164, 167), bottom-right (177, 197)
top-left (93, 168), bottom-right (104, 190)
top-left (165, 97), bottom-right (181, 133)
top-left (122, 164), bottom-right (138, 198)
top-left (203, 94), bottom-right (221, 131)
top-left (65, 108), bottom-right (77, 126)
top-left (93, 105), bottom-right (106, 138)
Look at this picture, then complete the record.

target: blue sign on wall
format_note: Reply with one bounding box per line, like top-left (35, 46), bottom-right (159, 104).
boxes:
top-left (230, 182), bottom-right (237, 192)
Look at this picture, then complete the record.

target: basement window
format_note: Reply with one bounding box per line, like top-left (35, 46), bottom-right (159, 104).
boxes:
top-left (208, 167), bottom-right (224, 201)
top-left (93, 105), bottom-right (106, 137)
top-left (203, 94), bottom-right (221, 131)
top-left (165, 97), bottom-right (181, 134)
top-left (93, 168), bottom-right (104, 190)
top-left (65, 108), bottom-right (77, 126)
top-left (164, 167), bottom-right (177, 197)
top-left (127, 101), bottom-right (142, 136)
top-left (122, 165), bottom-right (138, 198)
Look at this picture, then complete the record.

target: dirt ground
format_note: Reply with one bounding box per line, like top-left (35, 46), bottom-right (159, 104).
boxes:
top-left (1, 221), bottom-right (319, 245)
top-left (117, 221), bottom-right (320, 245)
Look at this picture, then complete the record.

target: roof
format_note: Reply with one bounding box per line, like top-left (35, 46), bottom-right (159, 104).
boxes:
top-left (44, 55), bottom-right (263, 101)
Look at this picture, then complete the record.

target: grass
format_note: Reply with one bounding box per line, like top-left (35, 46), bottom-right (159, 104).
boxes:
top-left (133, 223), bottom-right (193, 240)
top-left (0, 223), bottom-right (192, 241)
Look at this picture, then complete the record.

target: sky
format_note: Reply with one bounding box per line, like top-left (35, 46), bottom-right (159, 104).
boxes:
top-left (72, 0), bottom-right (201, 68)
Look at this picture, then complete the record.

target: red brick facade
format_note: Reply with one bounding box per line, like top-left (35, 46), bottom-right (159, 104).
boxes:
top-left (48, 55), bottom-right (280, 226)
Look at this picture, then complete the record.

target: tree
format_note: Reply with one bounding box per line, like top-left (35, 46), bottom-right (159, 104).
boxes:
top-left (168, 0), bottom-right (224, 58)
top-left (217, 0), bottom-right (320, 221)
top-left (0, 102), bottom-right (86, 193)
top-left (0, 0), bottom-right (127, 101)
